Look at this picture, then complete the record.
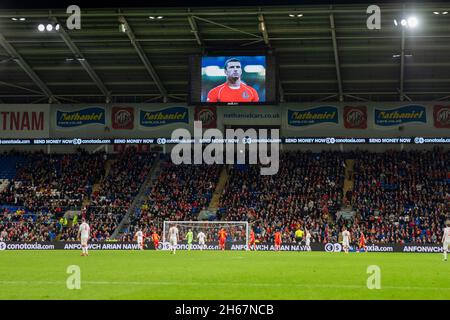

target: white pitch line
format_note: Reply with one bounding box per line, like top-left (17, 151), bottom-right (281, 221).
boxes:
top-left (0, 280), bottom-right (449, 291)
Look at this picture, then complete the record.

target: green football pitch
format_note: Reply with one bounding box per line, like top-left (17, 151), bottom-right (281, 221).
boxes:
top-left (0, 250), bottom-right (448, 300)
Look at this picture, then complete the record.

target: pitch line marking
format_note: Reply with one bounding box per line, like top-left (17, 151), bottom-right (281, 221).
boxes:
top-left (0, 281), bottom-right (449, 291)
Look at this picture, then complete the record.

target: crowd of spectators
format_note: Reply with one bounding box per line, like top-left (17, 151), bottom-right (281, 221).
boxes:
top-left (0, 208), bottom-right (58, 241)
top-left (0, 150), bottom-right (106, 210)
top-left (218, 151), bottom-right (345, 244)
top-left (124, 161), bottom-right (220, 240)
top-left (223, 149), bottom-right (449, 245)
top-left (0, 148), bottom-right (448, 245)
top-left (92, 150), bottom-right (157, 207)
top-left (0, 149), bottom-right (157, 242)
top-left (62, 148), bottom-right (157, 241)
top-left (343, 148), bottom-right (449, 245)
top-left (59, 205), bottom-right (126, 241)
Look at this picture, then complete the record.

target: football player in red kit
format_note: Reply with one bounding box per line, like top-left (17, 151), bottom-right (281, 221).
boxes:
top-left (248, 229), bottom-right (256, 251)
top-left (207, 58), bottom-right (259, 103)
top-left (359, 232), bottom-right (367, 252)
top-left (218, 228), bottom-right (227, 251)
top-left (274, 230), bottom-right (282, 251)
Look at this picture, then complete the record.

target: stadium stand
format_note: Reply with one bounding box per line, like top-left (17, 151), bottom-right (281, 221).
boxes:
top-left (0, 149), bottom-right (448, 244)
top-left (218, 151), bottom-right (346, 244)
top-left (0, 150), bottom-right (106, 210)
top-left (0, 148), bottom-right (157, 241)
top-left (0, 208), bottom-right (57, 242)
top-left (346, 148), bottom-right (449, 244)
top-left (122, 159), bottom-right (220, 241)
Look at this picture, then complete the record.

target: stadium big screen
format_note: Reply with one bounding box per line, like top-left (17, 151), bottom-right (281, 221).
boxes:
top-left (189, 54), bottom-right (277, 105)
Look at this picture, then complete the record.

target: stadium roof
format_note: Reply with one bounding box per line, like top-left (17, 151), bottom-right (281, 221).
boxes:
top-left (1, 2), bottom-right (450, 104)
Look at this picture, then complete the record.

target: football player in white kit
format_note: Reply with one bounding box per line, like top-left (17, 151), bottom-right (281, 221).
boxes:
top-left (168, 224), bottom-right (179, 254)
top-left (342, 227), bottom-right (351, 254)
top-left (442, 220), bottom-right (450, 262)
top-left (305, 230), bottom-right (312, 252)
top-left (134, 229), bottom-right (144, 250)
top-left (78, 218), bottom-right (90, 256)
top-left (197, 231), bottom-right (207, 251)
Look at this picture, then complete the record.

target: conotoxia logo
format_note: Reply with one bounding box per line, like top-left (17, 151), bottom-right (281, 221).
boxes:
top-left (0, 242), bottom-right (6, 250)
top-left (324, 243), bottom-right (342, 252)
top-left (366, 244), bottom-right (394, 252)
top-left (160, 242), bottom-right (219, 251)
top-left (4, 243), bottom-right (55, 250)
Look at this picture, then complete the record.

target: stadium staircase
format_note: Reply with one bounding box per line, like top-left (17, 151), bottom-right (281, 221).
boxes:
top-left (82, 160), bottom-right (116, 208)
top-left (111, 156), bottom-right (160, 240)
top-left (343, 159), bottom-right (355, 199)
top-left (208, 166), bottom-right (229, 211)
top-left (334, 159), bottom-right (357, 222)
top-left (104, 159), bottom-right (116, 177)
top-left (59, 158), bottom-right (117, 238)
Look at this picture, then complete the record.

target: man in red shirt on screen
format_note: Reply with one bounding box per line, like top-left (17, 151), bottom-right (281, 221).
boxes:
top-left (206, 58), bottom-right (260, 103)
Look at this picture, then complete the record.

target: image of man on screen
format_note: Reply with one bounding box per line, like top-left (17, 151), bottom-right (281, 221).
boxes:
top-left (206, 58), bottom-right (260, 103)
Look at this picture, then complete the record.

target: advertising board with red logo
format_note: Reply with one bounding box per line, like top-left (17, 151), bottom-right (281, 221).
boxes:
top-left (343, 106), bottom-right (367, 129)
top-left (112, 107), bottom-right (134, 130)
top-left (434, 106), bottom-right (450, 128)
top-left (194, 106), bottom-right (217, 129)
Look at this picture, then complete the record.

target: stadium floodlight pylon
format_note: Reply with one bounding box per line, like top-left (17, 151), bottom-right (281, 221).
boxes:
top-left (162, 220), bottom-right (249, 250)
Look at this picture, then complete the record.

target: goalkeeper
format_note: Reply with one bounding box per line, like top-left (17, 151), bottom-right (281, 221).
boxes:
top-left (186, 229), bottom-right (194, 251)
